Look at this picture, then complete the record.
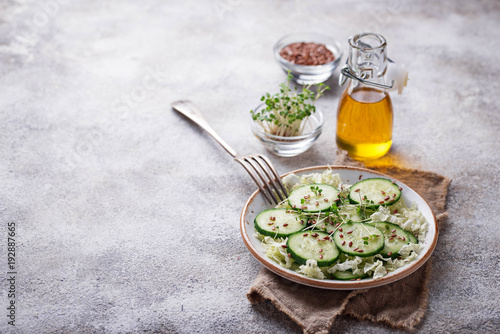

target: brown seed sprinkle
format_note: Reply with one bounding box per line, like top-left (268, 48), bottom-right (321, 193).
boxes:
top-left (279, 42), bottom-right (335, 66)
top-left (339, 234), bottom-right (344, 238)
top-left (387, 252), bottom-right (393, 256)
top-left (341, 241), bottom-right (345, 245)
top-left (357, 249), bottom-right (364, 253)
top-left (339, 227), bottom-right (343, 232)
top-left (319, 255), bottom-right (324, 259)
top-left (283, 223), bottom-right (289, 227)
top-left (303, 233), bottom-right (308, 237)
top-left (281, 245), bottom-right (287, 248)
top-left (349, 241), bottom-right (353, 247)
top-left (324, 198), bottom-right (329, 202)
top-left (347, 231), bottom-right (353, 234)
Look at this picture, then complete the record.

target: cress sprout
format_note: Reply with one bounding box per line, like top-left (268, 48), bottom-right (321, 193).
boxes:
top-left (251, 73), bottom-right (329, 137)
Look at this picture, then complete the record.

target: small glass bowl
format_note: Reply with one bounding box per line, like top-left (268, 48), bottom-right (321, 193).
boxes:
top-left (274, 32), bottom-right (343, 85)
top-left (250, 104), bottom-right (324, 157)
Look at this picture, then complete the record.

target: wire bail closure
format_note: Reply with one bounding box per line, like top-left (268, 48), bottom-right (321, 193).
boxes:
top-left (339, 61), bottom-right (395, 90)
top-left (339, 58), bottom-right (408, 94)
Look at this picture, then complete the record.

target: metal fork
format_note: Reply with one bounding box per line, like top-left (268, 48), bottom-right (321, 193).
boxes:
top-left (172, 100), bottom-right (288, 205)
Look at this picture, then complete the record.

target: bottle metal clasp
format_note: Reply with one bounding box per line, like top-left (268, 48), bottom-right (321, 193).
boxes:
top-left (339, 58), bottom-right (408, 94)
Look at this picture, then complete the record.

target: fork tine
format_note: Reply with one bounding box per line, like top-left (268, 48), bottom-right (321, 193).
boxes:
top-left (255, 154), bottom-right (288, 201)
top-left (243, 156), bottom-right (281, 205)
top-left (248, 156), bottom-right (281, 202)
top-left (235, 154), bottom-right (288, 205)
top-left (235, 157), bottom-right (275, 205)
top-left (250, 155), bottom-right (287, 203)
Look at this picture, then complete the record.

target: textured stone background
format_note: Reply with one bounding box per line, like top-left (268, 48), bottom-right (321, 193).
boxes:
top-left (0, 0), bottom-right (499, 333)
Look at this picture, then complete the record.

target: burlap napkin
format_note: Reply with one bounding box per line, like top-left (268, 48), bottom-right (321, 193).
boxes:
top-left (247, 150), bottom-right (451, 334)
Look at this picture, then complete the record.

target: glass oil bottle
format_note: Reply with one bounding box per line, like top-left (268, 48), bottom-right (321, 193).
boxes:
top-left (336, 33), bottom-right (407, 160)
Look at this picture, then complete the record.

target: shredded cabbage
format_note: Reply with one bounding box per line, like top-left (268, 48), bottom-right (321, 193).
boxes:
top-left (398, 243), bottom-right (424, 257)
top-left (260, 235), bottom-right (294, 269)
top-left (372, 261), bottom-right (388, 279)
top-left (284, 168), bottom-right (342, 191)
top-left (371, 202), bottom-right (428, 242)
top-left (297, 259), bottom-right (325, 279)
top-left (327, 256), bottom-right (363, 274)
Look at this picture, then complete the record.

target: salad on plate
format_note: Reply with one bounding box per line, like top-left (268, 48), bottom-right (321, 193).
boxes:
top-left (253, 169), bottom-right (428, 281)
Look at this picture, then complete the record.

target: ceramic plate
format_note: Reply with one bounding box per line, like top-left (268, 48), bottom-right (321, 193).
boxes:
top-left (240, 165), bottom-right (438, 290)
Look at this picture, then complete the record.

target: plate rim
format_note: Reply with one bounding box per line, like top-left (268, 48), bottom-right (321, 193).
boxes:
top-left (240, 165), bottom-right (439, 290)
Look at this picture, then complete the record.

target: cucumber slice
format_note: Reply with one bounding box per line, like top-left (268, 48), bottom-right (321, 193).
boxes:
top-left (339, 205), bottom-right (364, 222)
top-left (370, 222), bottom-right (410, 258)
top-left (349, 178), bottom-right (402, 209)
top-left (406, 230), bottom-right (418, 244)
top-left (288, 184), bottom-right (340, 213)
top-left (333, 222), bottom-right (384, 257)
top-left (254, 209), bottom-right (305, 238)
top-left (287, 231), bottom-right (339, 267)
top-left (331, 270), bottom-right (369, 281)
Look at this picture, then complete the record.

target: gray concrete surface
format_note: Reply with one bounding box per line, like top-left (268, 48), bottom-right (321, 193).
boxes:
top-left (0, 0), bottom-right (499, 333)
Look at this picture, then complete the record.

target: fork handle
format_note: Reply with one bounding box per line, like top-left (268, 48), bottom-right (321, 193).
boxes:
top-left (172, 100), bottom-right (238, 157)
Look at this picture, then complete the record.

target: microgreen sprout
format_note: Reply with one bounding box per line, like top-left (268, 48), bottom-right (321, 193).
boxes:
top-left (251, 72), bottom-right (329, 137)
top-left (310, 185), bottom-right (323, 197)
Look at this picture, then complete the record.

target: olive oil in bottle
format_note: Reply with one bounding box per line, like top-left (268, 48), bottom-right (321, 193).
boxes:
top-left (336, 86), bottom-right (393, 160)
top-left (336, 33), bottom-right (407, 160)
